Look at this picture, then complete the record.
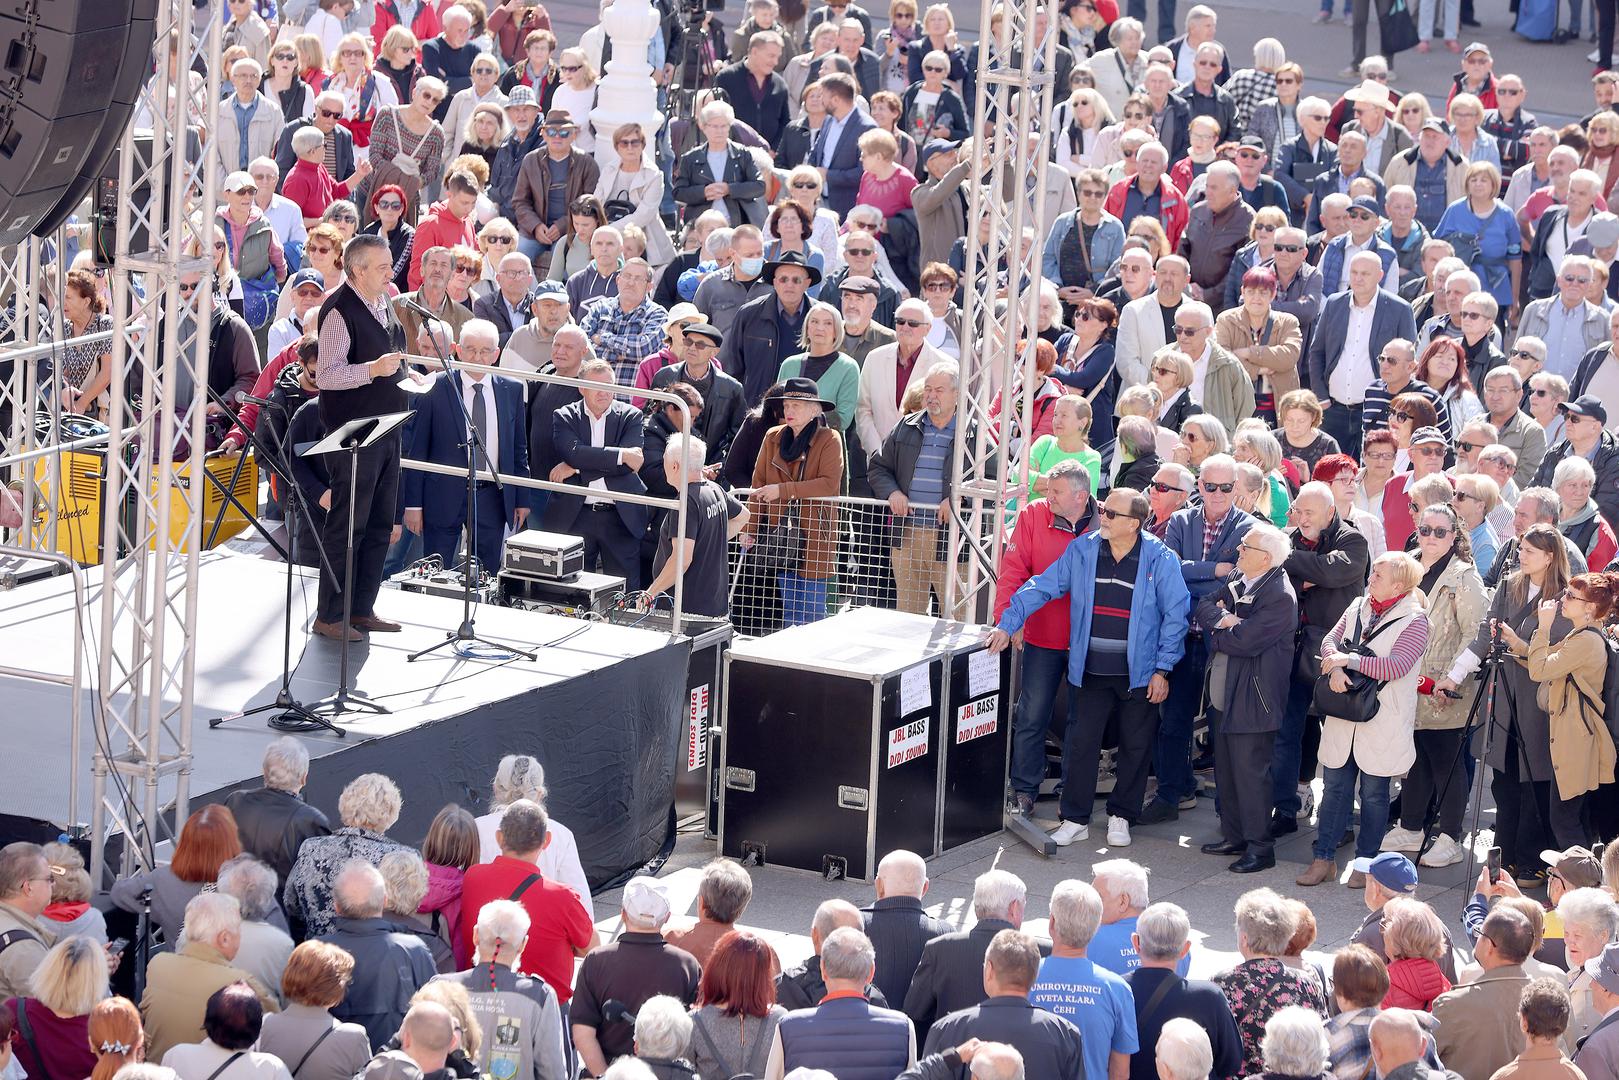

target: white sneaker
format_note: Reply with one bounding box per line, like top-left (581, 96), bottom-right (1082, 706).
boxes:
top-left (1108, 816), bottom-right (1132, 846)
top-left (1591, 47), bottom-right (1602, 62)
top-left (1420, 833), bottom-right (1465, 867)
top-left (1380, 826), bottom-right (1425, 851)
top-left (1051, 820), bottom-right (1089, 846)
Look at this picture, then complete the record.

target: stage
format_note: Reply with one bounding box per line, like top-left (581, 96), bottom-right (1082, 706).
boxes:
top-left (0, 551), bottom-right (692, 891)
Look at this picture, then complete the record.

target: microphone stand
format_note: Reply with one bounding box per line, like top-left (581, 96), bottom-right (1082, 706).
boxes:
top-left (402, 306), bottom-right (535, 663)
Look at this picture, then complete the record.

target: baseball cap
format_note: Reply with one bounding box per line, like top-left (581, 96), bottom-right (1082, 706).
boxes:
top-left (838, 275), bottom-right (881, 296)
top-left (1463, 41), bottom-right (1492, 57)
top-left (1349, 852), bottom-right (1420, 894)
top-left (222, 171), bottom-right (257, 193)
top-left (1539, 846), bottom-right (1604, 888)
top-left (530, 280), bottom-right (567, 303)
top-left (288, 268), bottom-right (325, 292)
top-left (1587, 942), bottom-right (1619, 995)
top-left (1349, 195), bottom-right (1381, 216)
top-left (1237, 134), bottom-right (1267, 152)
top-left (1409, 426), bottom-right (1446, 449)
top-left (1586, 212), bottom-right (1619, 250)
top-left (1561, 394), bottom-right (1609, 425)
top-left (1419, 116), bottom-right (1450, 136)
top-left (917, 137), bottom-right (961, 173)
top-left (621, 876), bottom-right (671, 923)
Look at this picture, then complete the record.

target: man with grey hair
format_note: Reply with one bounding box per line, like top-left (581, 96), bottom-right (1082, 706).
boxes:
top-left (779, 899), bottom-right (890, 1009)
top-left (141, 893), bottom-right (279, 1060)
top-left (663, 858), bottom-right (760, 968)
top-left (1182, 162), bottom-right (1253, 305)
top-left (577, 257), bottom-right (669, 385)
top-left (1029, 882), bottom-right (1137, 1080)
top-left (224, 738), bottom-right (332, 889)
top-left (863, 850), bottom-right (949, 1007)
top-left (643, 430), bottom-right (749, 618)
top-left (898, 1040), bottom-right (1026, 1080)
top-left (905, 871), bottom-right (1031, 1041)
top-left (1524, 256), bottom-right (1609, 383)
top-left (1090, 860), bottom-right (1186, 978)
top-left (768, 927), bottom-right (917, 1078)
top-left (1133, 905), bottom-right (1244, 1080)
top-left (217, 57), bottom-right (279, 185)
top-left (274, 89), bottom-right (358, 184)
top-left (0, 842), bottom-right (54, 1000)
top-left (1195, 520), bottom-right (1297, 873)
top-left (1480, 365), bottom-right (1546, 487)
top-left (1157, 1018), bottom-right (1214, 1080)
top-left (402, 316), bottom-right (533, 574)
top-left (471, 251), bottom-right (539, 349)
top-left (320, 859), bottom-right (436, 1051)
top-left (211, 856), bottom-right (295, 1005)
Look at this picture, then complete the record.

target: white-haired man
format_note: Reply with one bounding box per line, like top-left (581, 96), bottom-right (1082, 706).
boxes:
top-left (402, 318), bottom-right (533, 574)
top-left (1125, 903), bottom-right (1243, 1080)
top-left (319, 860), bottom-right (436, 1051)
top-left (1090, 860), bottom-right (1187, 978)
top-left (904, 871), bottom-right (1031, 1042)
top-left (225, 737), bottom-right (333, 889)
top-left (217, 58), bottom-right (280, 184)
top-left (205, 856), bottom-right (295, 1003)
top-left (898, 1040), bottom-right (1026, 1080)
top-left (643, 432), bottom-right (749, 618)
top-left (1524, 256), bottom-right (1609, 383)
top-left (433, 899), bottom-right (568, 1080)
top-left (862, 850), bottom-right (950, 1008)
top-left (1158, 1018), bottom-right (1215, 1080)
top-left (141, 893), bottom-right (280, 1060)
top-left (1028, 882), bottom-right (1137, 1080)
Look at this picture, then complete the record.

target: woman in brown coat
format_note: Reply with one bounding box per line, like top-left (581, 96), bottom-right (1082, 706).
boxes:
top-left (742, 376), bottom-right (844, 626)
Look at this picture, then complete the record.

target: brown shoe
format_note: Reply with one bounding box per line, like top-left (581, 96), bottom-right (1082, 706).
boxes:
top-left (312, 619), bottom-right (362, 642)
top-left (352, 615), bottom-right (402, 632)
top-left (1295, 858), bottom-right (1336, 887)
top-left (1347, 870), bottom-right (1367, 889)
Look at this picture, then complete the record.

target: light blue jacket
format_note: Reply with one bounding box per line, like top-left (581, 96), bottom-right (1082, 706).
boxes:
top-left (998, 530), bottom-right (1190, 689)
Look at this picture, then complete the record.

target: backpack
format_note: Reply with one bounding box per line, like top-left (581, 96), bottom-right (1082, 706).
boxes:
top-left (1564, 625), bottom-right (1619, 747)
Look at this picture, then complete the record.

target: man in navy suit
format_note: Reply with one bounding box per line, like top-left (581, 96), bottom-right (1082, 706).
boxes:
top-left (402, 319), bottom-right (533, 574)
top-left (471, 252), bottom-right (535, 348)
top-left (542, 358), bottom-right (649, 587)
top-left (810, 73), bottom-right (877, 218)
top-left (1307, 250), bottom-right (1418, 459)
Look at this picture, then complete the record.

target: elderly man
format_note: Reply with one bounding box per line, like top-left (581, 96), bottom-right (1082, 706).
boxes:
top-left (899, 1041), bottom-right (1025, 1080)
top-left (1157, 1020), bottom-right (1216, 1080)
top-left (217, 59), bottom-right (280, 184)
top-left (1116, 255), bottom-right (1190, 388)
top-left (692, 225), bottom-right (768, 336)
top-left (524, 321), bottom-right (589, 485)
top-left (1434, 907), bottom-right (1536, 1080)
top-left (273, 90), bottom-right (358, 184)
top-left (248, 156), bottom-right (307, 253)
top-left (1176, 42), bottom-right (1237, 140)
top-left (914, 140), bottom-right (973, 272)
top-left (394, 246), bottom-right (473, 348)
top-left (649, 323), bottom-right (745, 462)
top-left (319, 860), bottom-right (435, 1050)
top-left (1195, 522), bottom-right (1298, 873)
top-left (563, 224), bottom-right (624, 318)
top-left (1308, 250), bottom-right (1418, 457)
top-left (512, 109), bottom-right (601, 269)
top-left (579, 259), bottom-right (667, 386)
top-left (1524, 257), bottom-right (1609, 383)
top-left (436, 899), bottom-right (568, 1080)
top-left (1145, 453), bottom-right (1253, 826)
top-left (1321, 195), bottom-right (1400, 297)
top-left (489, 86), bottom-right (544, 227)
top-left (571, 877), bottom-right (701, 1076)
top-left (1089, 861), bottom-right (1183, 978)
top-left (869, 362), bottom-right (978, 617)
top-left (0, 843), bottom-right (53, 1000)
top-left (643, 432), bottom-right (748, 619)
top-left (141, 893), bottom-right (280, 1060)
top-left (860, 850), bottom-right (950, 1007)
top-left (471, 251), bottom-right (536, 347)
top-left (1177, 307), bottom-right (1254, 434)
top-left (501, 280), bottom-right (572, 377)
top-left (1368, 1009), bottom-right (1458, 1080)
top-left (1306, 131), bottom-right (1386, 236)
top-left (1125, 903), bottom-right (1244, 1080)
top-left (662, 858), bottom-right (759, 969)
top-left (1362, 337), bottom-right (1448, 440)
top-left (1384, 121), bottom-right (1468, 234)
top-left (1269, 226), bottom-right (1326, 352)
top-left (715, 31), bottom-right (791, 145)
top-left (1484, 486), bottom-right (1590, 590)
top-left (1347, 853), bottom-right (1460, 980)
top-left (542, 358), bottom-right (648, 585)
top-left (905, 871), bottom-right (1029, 1042)
top-left (990, 486), bottom-right (1190, 848)
top-left (1531, 394), bottom-right (1619, 530)
top-left (1144, 462), bottom-right (1195, 538)
top-left (1180, 162), bottom-right (1254, 309)
top-left (224, 737), bottom-right (333, 889)
top-left (1029, 882), bottom-right (1138, 1080)
top-left (1572, 307), bottom-right (1619, 422)
top-left (282, 123), bottom-right (371, 226)
top-left (361, 1002), bottom-right (458, 1080)
top-left (1481, 367), bottom-right (1547, 485)
top-left (994, 460), bottom-right (1095, 817)
top-left (1577, 943), bottom-right (1619, 1080)
top-left (719, 252), bottom-right (818, 405)
top-left (1105, 138), bottom-right (1188, 249)
top-left (674, 100), bottom-right (768, 227)
top-left (767, 928), bottom-right (917, 1078)
top-left (779, 899), bottom-right (891, 1009)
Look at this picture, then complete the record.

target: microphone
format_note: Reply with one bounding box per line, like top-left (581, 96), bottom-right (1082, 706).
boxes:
top-left (240, 393), bottom-right (278, 409)
top-left (399, 296), bottom-right (440, 323)
top-left (602, 1000), bottom-right (637, 1025)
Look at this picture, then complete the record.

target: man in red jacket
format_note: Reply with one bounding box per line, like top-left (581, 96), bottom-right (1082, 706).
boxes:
top-left (408, 169), bottom-right (481, 289)
top-left (994, 458), bottom-right (1095, 817)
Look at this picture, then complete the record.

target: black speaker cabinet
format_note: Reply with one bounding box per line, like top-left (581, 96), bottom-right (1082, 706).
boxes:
top-left (719, 608), bottom-right (1008, 880)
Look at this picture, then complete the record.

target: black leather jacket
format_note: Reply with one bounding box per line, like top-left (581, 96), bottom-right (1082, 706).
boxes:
top-left (223, 786), bottom-right (332, 887)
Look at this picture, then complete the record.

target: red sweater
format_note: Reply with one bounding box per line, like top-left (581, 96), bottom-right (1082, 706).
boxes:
top-left (1104, 175), bottom-right (1189, 249)
top-left (282, 158), bottom-right (350, 223)
top-left (459, 855), bottom-right (593, 1001)
top-left (993, 500), bottom-right (1093, 650)
top-left (409, 201), bottom-right (477, 289)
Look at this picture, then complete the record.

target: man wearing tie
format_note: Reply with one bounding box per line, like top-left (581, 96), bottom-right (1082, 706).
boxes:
top-left (543, 359), bottom-right (650, 586)
top-left (402, 319), bottom-right (533, 575)
top-left (811, 73), bottom-right (877, 218)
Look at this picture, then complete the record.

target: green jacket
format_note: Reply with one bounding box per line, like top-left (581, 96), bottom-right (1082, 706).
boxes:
top-left (1201, 342), bottom-right (1256, 436)
top-left (779, 351), bottom-right (860, 433)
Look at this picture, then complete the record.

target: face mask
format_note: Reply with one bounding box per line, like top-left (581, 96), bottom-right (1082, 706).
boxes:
top-left (738, 256), bottom-right (764, 277)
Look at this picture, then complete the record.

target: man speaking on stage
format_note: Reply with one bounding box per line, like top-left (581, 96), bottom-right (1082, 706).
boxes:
top-left (313, 233), bottom-right (411, 641)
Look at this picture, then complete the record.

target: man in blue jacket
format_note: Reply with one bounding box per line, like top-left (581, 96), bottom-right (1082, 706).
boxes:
top-left (988, 486), bottom-right (1190, 850)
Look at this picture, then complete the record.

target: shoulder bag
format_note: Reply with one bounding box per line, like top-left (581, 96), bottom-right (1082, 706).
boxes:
top-left (1310, 605), bottom-right (1406, 722)
top-left (15, 1000), bottom-right (57, 1080)
top-left (603, 186), bottom-right (638, 223)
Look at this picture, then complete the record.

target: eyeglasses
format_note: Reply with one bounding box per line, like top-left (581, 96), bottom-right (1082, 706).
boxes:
top-left (1151, 365), bottom-right (1176, 376)
top-left (376, 199), bottom-right (403, 210)
top-left (1274, 243), bottom-right (1304, 253)
top-left (1457, 310), bottom-right (1489, 321)
top-left (1097, 506), bottom-right (1141, 521)
top-left (560, 64), bottom-right (582, 72)
top-left (419, 92), bottom-right (444, 105)
top-left (1237, 151), bottom-right (1265, 162)
top-left (307, 244), bottom-right (332, 255)
top-left (330, 213), bottom-right (357, 223)
top-left (1173, 325), bottom-right (1202, 337)
top-left (1562, 273), bottom-right (1594, 284)
top-left (1454, 489), bottom-right (1480, 502)
top-left (1201, 481), bottom-right (1235, 493)
top-left (1390, 409), bottom-right (1414, 422)
top-left (1417, 524), bottom-right (1452, 538)
top-left (895, 316), bottom-right (930, 328)
top-left (1364, 452), bottom-right (1396, 463)
top-left (339, 48), bottom-right (365, 57)
top-left (923, 281), bottom-right (952, 292)
top-left (234, 186), bottom-right (258, 196)
top-left (318, 108), bottom-right (342, 119)
top-left (1414, 446), bottom-right (1446, 456)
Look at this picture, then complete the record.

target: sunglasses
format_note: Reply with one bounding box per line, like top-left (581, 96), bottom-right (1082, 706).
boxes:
top-left (1276, 76), bottom-right (1299, 85)
top-left (923, 281), bottom-right (952, 292)
top-left (544, 127), bottom-right (573, 137)
top-left (560, 64), bottom-right (582, 72)
top-left (1414, 445), bottom-right (1446, 456)
top-left (1274, 243), bottom-right (1304, 253)
top-left (1457, 440), bottom-right (1486, 453)
top-left (330, 214), bottom-right (357, 223)
top-left (487, 235), bottom-right (515, 245)
top-left (1417, 524), bottom-right (1452, 537)
top-left (1097, 506), bottom-right (1140, 521)
top-left (1454, 489), bottom-right (1480, 502)
top-left (318, 108), bottom-right (342, 119)
top-left (307, 244), bottom-right (332, 254)
top-left (1531, 387), bottom-right (1553, 397)
top-left (420, 93), bottom-right (444, 105)
top-left (791, 180), bottom-right (819, 190)
top-left (618, 137), bottom-right (645, 147)
top-left (1511, 349), bottom-right (1539, 360)
top-left (1254, 223), bottom-right (1277, 233)
top-left (1201, 481), bottom-right (1235, 493)
top-left (376, 199), bottom-right (403, 210)
top-left (1562, 273), bottom-right (1594, 284)
top-left (1080, 187), bottom-right (1107, 197)
top-left (178, 282), bottom-right (199, 294)
top-left (924, 65), bottom-right (948, 73)
top-left (1151, 365), bottom-right (1176, 376)
top-left (1123, 149), bottom-right (1138, 158)
top-left (1076, 309), bottom-right (1099, 322)
top-left (1173, 325), bottom-right (1202, 337)
top-left (1150, 481), bottom-right (1188, 494)
top-left (234, 186), bottom-right (258, 196)
top-left (895, 317), bottom-right (930, 328)
top-left (339, 48), bottom-right (365, 57)
top-left (1377, 354), bottom-right (1403, 365)
top-left (1123, 110), bottom-right (1148, 120)
top-left (213, 241), bottom-right (227, 252)
top-left (1457, 310), bottom-right (1488, 321)
top-left (846, 247), bottom-right (874, 256)
top-left (273, 52), bottom-right (297, 61)
top-left (454, 265), bottom-right (479, 275)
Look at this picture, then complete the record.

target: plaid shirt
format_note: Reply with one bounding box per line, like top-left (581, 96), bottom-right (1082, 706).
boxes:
top-left (579, 295), bottom-right (670, 385)
top-left (1203, 509), bottom-right (1231, 559)
top-left (1227, 68), bottom-right (1277, 134)
top-left (1328, 1005), bottom-right (1446, 1080)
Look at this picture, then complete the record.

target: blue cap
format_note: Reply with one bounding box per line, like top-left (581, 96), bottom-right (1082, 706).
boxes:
top-left (288, 267), bottom-right (325, 291)
top-left (1349, 852), bottom-right (1419, 893)
top-left (1349, 195), bottom-right (1381, 217)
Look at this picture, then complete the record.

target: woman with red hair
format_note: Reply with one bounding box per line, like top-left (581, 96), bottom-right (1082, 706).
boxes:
top-left (689, 931), bottom-right (786, 1080)
top-left (361, 182), bottom-right (416, 291)
top-left (1415, 337), bottom-right (1483, 428)
top-left (1313, 453), bottom-right (1388, 557)
top-left (109, 805), bottom-right (249, 943)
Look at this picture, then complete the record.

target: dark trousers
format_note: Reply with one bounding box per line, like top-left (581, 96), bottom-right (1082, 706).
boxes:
top-left (1400, 727), bottom-right (1471, 838)
top-left (1351, 0), bottom-right (1397, 65)
top-left (1010, 643), bottom-right (1075, 799)
top-left (317, 437), bottom-right (400, 624)
top-left (1154, 635), bottom-right (1207, 806)
top-left (1493, 771), bottom-right (1588, 873)
top-left (1600, 0), bottom-right (1617, 69)
top-left (578, 504), bottom-right (643, 589)
top-left (1214, 713), bottom-right (1277, 857)
top-left (1061, 674), bottom-right (1160, 824)
top-left (1272, 669), bottom-right (1316, 815)
top-left (1321, 400), bottom-right (1365, 462)
top-left (1126, 0), bottom-right (1178, 41)
top-left (422, 482), bottom-right (508, 576)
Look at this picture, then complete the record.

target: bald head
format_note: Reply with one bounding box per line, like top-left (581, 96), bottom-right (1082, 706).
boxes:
top-left (971, 1044), bottom-right (1026, 1080)
top-left (876, 850), bottom-right (928, 899)
top-left (399, 1002), bottom-right (456, 1073)
top-left (333, 859), bottom-right (386, 918)
top-left (1369, 1009), bottom-right (1425, 1074)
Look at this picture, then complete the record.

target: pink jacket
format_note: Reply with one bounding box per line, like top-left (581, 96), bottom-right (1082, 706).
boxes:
top-left (420, 862), bottom-right (469, 969)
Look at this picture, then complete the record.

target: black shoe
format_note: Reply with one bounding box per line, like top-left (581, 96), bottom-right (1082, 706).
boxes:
top-left (1139, 799), bottom-right (1180, 824)
top-left (1192, 750), bottom-right (1216, 772)
top-left (1338, 829), bottom-right (1356, 849)
top-left (1461, 14), bottom-right (1482, 24)
top-left (1231, 853), bottom-right (1276, 874)
top-left (1270, 812), bottom-right (1299, 836)
top-left (1201, 840), bottom-right (1245, 855)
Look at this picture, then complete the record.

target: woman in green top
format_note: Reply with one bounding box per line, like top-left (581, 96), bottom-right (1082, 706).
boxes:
top-left (778, 302), bottom-right (861, 433)
top-left (1234, 425), bottom-right (1293, 528)
top-left (1022, 394), bottom-right (1102, 507)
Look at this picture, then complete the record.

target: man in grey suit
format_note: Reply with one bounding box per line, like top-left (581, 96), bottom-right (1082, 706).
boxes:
top-left (1306, 250), bottom-right (1418, 458)
top-left (904, 871), bottom-right (1030, 1044)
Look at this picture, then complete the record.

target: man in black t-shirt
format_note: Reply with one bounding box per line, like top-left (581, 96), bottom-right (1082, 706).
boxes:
top-left (643, 430), bottom-right (748, 617)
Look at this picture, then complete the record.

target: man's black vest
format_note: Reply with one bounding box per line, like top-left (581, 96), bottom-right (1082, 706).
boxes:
top-left (317, 281), bottom-right (406, 430)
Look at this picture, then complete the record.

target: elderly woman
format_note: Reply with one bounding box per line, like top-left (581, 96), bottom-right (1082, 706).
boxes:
top-left (742, 377), bottom-right (844, 626)
top-left (1325, 946), bottom-right (1393, 1080)
top-left (919, 261), bottom-right (964, 359)
top-left (1159, 1017), bottom-right (1216, 1080)
top-left (1556, 456), bottom-right (1619, 572)
top-left (899, 52), bottom-right (970, 145)
top-left (283, 774), bottom-right (417, 939)
top-left (1090, 17), bottom-right (1146, 118)
top-left (1233, 426), bottom-right (1293, 528)
top-left (379, 851), bottom-right (455, 974)
top-left (1196, 522), bottom-right (1298, 874)
top-left (1114, 413), bottom-right (1166, 492)
top-left (1381, 899), bottom-right (1452, 1009)
top-left (1246, 1006), bottom-right (1333, 1080)
top-left (111, 805), bottom-right (243, 944)
top-left (458, 101), bottom-right (505, 166)
top-left (990, 339), bottom-right (1066, 457)
top-left (1273, 390), bottom-right (1341, 481)
top-left (1215, 889), bottom-right (1330, 1075)
top-left (473, 754), bottom-right (590, 906)
top-left (1172, 413), bottom-right (1231, 477)
top-left (765, 202), bottom-right (827, 298)
top-left (1298, 551), bottom-right (1431, 886)
top-left (1, 936), bottom-right (106, 1080)
top-left (56, 267), bottom-right (115, 416)
top-left (1436, 162), bottom-right (1521, 325)
top-left (364, 77), bottom-right (449, 227)
top-left (688, 932), bottom-right (787, 1079)
top-left (1150, 348), bottom-right (1203, 433)
top-left (1558, 888), bottom-right (1619, 1041)
top-left (1247, 62), bottom-right (1305, 161)
top-left (1044, 168), bottom-right (1126, 304)
top-left (779, 302), bottom-right (859, 431)
top-left (257, 943), bottom-right (372, 1080)
top-left (1218, 265), bottom-right (1302, 424)
top-left (1397, 93), bottom-right (1433, 141)
top-left (1053, 90), bottom-right (1116, 173)
top-left (905, 4), bottom-right (973, 102)
top-left (1226, 37), bottom-right (1285, 136)
top-left (1453, 471), bottom-right (1502, 578)
top-left (631, 995), bottom-right (698, 1080)
top-left (596, 123), bottom-right (675, 269)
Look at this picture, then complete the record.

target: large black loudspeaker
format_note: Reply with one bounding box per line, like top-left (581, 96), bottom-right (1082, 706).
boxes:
top-left (0, 0), bottom-right (158, 245)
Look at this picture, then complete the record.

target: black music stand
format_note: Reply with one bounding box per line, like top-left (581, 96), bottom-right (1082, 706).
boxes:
top-left (304, 411), bottom-right (412, 717)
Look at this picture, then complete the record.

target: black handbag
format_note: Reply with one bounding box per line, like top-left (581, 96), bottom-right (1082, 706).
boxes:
top-left (603, 187), bottom-right (637, 222)
top-left (748, 501), bottom-right (804, 573)
top-left (1311, 606), bottom-right (1405, 722)
top-left (1378, 0), bottom-right (1422, 56)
